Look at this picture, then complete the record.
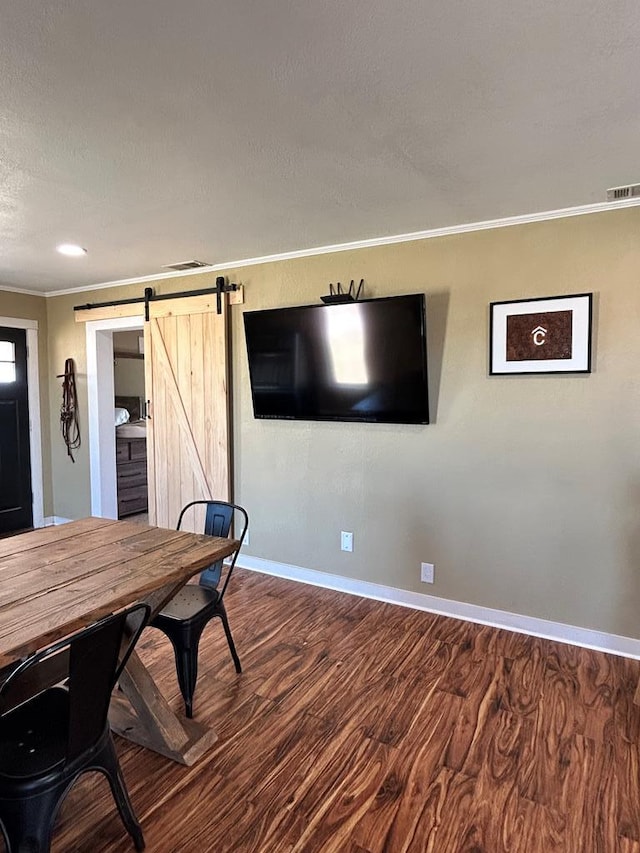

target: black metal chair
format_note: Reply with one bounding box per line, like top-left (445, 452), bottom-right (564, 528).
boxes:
top-left (0, 603), bottom-right (150, 853)
top-left (150, 500), bottom-right (248, 718)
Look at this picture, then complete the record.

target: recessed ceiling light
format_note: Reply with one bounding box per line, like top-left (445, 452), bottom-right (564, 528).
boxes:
top-left (56, 243), bottom-right (87, 257)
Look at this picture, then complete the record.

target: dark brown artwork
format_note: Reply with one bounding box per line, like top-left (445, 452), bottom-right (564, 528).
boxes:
top-left (506, 310), bottom-right (572, 361)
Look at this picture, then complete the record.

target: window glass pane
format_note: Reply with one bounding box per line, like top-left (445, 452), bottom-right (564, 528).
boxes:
top-left (0, 341), bottom-right (15, 361)
top-left (0, 362), bottom-right (16, 383)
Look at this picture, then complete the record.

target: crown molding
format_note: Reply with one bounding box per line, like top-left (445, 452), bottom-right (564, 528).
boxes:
top-left (0, 284), bottom-right (47, 297)
top-left (2, 196), bottom-right (635, 299)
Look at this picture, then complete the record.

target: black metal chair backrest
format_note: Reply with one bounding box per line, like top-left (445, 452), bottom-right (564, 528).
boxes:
top-left (176, 500), bottom-right (248, 597)
top-left (0, 603), bottom-right (149, 764)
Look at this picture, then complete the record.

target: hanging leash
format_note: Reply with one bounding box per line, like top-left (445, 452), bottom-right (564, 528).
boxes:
top-left (59, 358), bottom-right (81, 462)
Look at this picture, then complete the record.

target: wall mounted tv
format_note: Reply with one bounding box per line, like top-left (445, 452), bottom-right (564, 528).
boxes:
top-left (243, 294), bottom-right (429, 424)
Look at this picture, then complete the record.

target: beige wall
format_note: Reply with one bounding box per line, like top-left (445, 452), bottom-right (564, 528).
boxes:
top-left (44, 285), bottom-right (144, 519)
top-left (43, 206), bottom-right (640, 637)
top-left (113, 331), bottom-right (145, 402)
top-left (0, 289), bottom-right (53, 516)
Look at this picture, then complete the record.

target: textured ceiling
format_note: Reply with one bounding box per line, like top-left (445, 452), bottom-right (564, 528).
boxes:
top-left (1, 0), bottom-right (639, 293)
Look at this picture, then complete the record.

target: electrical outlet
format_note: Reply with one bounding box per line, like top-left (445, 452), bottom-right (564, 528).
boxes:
top-left (341, 531), bottom-right (353, 552)
top-left (243, 527), bottom-right (250, 546)
top-left (421, 562), bottom-right (435, 583)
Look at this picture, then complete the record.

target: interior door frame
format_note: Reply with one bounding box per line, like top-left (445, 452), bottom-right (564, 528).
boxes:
top-left (86, 314), bottom-right (144, 518)
top-left (0, 317), bottom-right (44, 528)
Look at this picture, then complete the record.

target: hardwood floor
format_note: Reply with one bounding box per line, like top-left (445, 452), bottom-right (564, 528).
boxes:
top-left (20, 569), bottom-right (640, 852)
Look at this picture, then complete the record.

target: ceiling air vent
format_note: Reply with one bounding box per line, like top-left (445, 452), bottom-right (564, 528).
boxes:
top-left (161, 260), bottom-right (211, 272)
top-left (606, 184), bottom-right (640, 202)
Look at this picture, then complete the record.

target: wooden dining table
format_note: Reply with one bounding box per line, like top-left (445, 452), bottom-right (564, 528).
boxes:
top-left (0, 517), bottom-right (239, 766)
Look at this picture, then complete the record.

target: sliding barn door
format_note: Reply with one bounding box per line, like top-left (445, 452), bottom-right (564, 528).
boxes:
top-left (144, 295), bottom-right (230, 531)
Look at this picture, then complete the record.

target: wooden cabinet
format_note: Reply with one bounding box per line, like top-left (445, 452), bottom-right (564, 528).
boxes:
top-left (116, 437), bottom-right (148, 517)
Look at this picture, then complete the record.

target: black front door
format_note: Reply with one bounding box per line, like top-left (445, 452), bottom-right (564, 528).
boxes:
top-left (0, 328), bottom-right (32, 533)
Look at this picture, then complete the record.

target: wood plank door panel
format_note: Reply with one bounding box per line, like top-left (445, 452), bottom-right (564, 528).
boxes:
top-left (145, 300), bottom-right (230, 531)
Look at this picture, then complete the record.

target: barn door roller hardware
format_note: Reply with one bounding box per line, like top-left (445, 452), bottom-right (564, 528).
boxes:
top-left (74, 276), bottom-right (238, 319)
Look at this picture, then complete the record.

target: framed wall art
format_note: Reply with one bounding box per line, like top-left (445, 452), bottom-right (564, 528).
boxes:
top-left (489, 293), bottom-right (593, 375)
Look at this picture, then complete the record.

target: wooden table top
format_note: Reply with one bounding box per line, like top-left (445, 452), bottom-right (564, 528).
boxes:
top-left (0, 517), bottom-right (238, 667)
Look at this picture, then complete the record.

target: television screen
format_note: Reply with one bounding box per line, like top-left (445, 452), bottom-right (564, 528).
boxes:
top-left (243, 294), bottom-right (429, 424)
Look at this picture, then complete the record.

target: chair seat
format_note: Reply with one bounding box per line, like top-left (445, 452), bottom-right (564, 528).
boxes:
top-left (0, 687), bottom-right (69, 781)
top-left (154, 584), bottom-right (221, 625)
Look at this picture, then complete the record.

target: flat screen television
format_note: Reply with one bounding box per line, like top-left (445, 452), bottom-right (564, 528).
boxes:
top-left (243, 294), bottom-right (429, 424)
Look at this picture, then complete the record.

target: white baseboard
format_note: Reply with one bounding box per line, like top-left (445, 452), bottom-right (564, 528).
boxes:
top-left (42, 516), bottom-right (73, 527)
top-left (238, 555), bottom-right (640, 660)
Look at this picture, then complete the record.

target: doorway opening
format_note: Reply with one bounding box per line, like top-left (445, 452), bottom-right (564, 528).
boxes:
top-left (86, 315), bottom-right (144, 519)
top-left (113, 330), bottom-right (148, 522)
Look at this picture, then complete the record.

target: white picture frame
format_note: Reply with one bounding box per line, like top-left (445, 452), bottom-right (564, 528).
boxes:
top-left (489, 293), bottom-right (593, 375)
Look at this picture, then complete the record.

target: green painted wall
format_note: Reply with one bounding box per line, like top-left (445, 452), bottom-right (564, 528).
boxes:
top-left (43, 206), bottom-right (640, 637)
top-left (0, 290), bottom-right (53, 516)
top-left (113, 331), bottom-right (145, 404)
